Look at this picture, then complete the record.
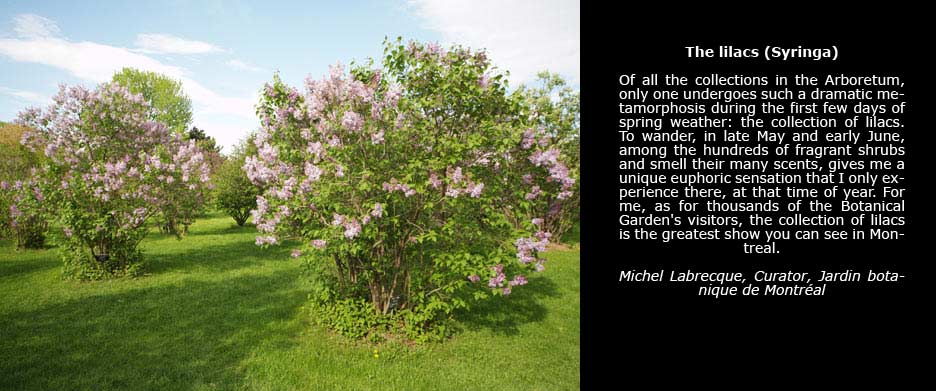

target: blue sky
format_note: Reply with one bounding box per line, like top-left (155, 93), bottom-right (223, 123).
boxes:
top-left (0, 0), bottom-right (579, 152)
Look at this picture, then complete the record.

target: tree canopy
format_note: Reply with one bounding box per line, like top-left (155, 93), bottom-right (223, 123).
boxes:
top-left (111, 68), bottom-right (193, 134)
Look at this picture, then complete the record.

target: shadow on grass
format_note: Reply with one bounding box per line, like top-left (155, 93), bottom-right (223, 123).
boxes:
top-left (143, 236), bottom-right (295, 276)
top-left (186, 222), bottom-right (256, 237)
top-left (140, 213), bottom-right (251, 239)
top-left (454, 275), bottom-right (560, 336)
top-left (0, 270), bottom-right (305, 390)
top-left (0, 253), bottom-right (62, 279)
top-left (0, 237), bottom-right (59, 279)
top-left (560, 221), bottom-right (580, 245)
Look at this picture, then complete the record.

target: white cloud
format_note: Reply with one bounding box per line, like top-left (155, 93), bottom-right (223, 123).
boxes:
top-left (409, 0), bottom-right (579, 86)
top-left (182, 80), bottom-right (256, 119)
top-left (194, 113), bottom-right (257, 154)
top-left (134, 33), bottom-right (226, 54)
top-left (0, 86), bottom-right (48, 104)
top-left (0, 15), bottom-right (256, 152)
top-left (12, 14), bottom-right (61, 39)
top-left (226, 59), bottom-right (263, 72)
top-left (0, 36), bottom-right (187, 82)
top-left (0, 35), bottom-right (253, 116)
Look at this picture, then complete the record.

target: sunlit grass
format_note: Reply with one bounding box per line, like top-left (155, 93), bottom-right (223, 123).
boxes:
top-left (0, 211), bottom-right (579, 390)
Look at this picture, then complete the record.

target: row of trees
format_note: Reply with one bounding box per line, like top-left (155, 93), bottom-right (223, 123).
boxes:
top-left (2, 39), bottom-right (579, 341)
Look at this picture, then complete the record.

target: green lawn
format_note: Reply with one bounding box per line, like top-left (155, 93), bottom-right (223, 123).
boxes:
top-left (0, 212), bottom-right (580, 390)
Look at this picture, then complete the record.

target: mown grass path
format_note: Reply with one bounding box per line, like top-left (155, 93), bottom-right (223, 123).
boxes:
top-left (1, 212), bottom-right (579, 390)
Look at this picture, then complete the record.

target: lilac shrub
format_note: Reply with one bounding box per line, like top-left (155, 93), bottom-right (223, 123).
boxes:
top-left (1, 177), bottom-right (48, 249)
top-left (0, 122), bottom-right (47, 248)
top-left (246, 39), bottom-right (575, 341)
top-left (515, 72), bottom-right (581, 239)
top-left (17, 83), bottom-right (211, 279)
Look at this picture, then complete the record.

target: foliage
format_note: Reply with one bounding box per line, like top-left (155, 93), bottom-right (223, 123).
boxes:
top-left (515, 72), bottom-right (580, 238)
top-left (156, 128), bottom-right (220, 233)
top-left (111, 67), bottom-right (193, 134)
top-left (0, 122), bottom-right (28, 147)
top-left (1, 178), bottom-right (48, 249)
top-left (16, 83), bottom-right (211, 279)
top-left (0, 124), bottom-right (39, 185)
top-left (214, 138), bottom-right (262, 226)
top-left (186, 126), bottom-right (224, 175)
top-left (188, 126), bottom-right (222, 154)
top-left (0, 123), bottom-right (47, 246)
top-left (111, 68), bottom-right (211, 232)
top-left (246, 39), bottom-right (575, 340)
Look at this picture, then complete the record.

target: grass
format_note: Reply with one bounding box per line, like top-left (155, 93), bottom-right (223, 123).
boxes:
top-left (0, 211), bottom-right (580, 390)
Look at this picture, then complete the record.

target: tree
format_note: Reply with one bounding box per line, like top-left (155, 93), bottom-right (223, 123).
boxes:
top-left (246, 39), bottom-right (575, 341)
top-left (1, 177), bottom-right (47, 249)
top-left (188, 126), bottom-right (208, 141)
top-left (111, 69), bottom-right (211, 233)
top-left (214, 136), bottom-right (261, 226)
top-left (187, 126), bottom-right (222, 154)
top-left (0, 123), bottom-right (39, 174)
top-left (0, 123), bottom-right (47, 248)
top-left (17, 83), bottom-right (211, 279)
top-left (111, 68), bottom-right (193, 134)
top-left (178, 126), bottom-right (224, 222)
top-left (515, 72), bottom-right (580, 239)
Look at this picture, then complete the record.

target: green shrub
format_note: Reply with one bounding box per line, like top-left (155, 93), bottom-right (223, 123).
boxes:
top-left (214, 143), bottom-right (261, 226)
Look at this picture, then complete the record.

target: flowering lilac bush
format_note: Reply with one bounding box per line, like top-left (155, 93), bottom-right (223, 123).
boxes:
top-left (247, 39), bottom-right (575, 341)
top-left (515, 72), bottom-right (580, 239)
top-left (1, 177), bottom-right (48, 249)
top-left (1, 123), bottom-right (47, 248)
top-left (17, 83), bottom-right (211, 279)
